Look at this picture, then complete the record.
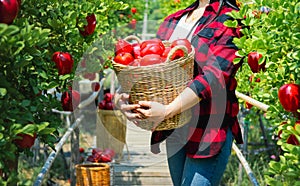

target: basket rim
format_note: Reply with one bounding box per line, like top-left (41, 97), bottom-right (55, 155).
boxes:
top-left (112, 45), bottom-right (195, 70)
top-left (75, 163), bottom-right (110, 170)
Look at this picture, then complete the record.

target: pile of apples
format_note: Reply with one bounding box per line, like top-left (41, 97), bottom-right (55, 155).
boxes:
top-left (98, 93), bottom-right (115, 110)
top-left (113, 38), bottom-right (192, 66)
top-left (86, 148), bottom-right (115, 163)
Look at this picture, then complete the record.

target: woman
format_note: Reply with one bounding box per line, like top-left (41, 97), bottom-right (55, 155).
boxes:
top-left (118, 0), bottom-right (243, 185)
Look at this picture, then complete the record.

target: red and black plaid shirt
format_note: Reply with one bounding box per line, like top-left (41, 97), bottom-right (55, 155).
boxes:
top-left (151, 0), bottom-right (243, 158)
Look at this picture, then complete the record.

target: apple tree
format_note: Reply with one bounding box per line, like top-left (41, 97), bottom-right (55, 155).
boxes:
top-left (225, 0), bottom-right (300, 184)
top-left (0, 0), bottom-right (128, 184)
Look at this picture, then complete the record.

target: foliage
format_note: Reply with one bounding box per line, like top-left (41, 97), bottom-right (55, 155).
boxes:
top-left (225, 0), bottom-right (300, 184)
top-left (0, 0), bottom-right (128, 184)
top-left (157, 0), bottom-right (194, 21)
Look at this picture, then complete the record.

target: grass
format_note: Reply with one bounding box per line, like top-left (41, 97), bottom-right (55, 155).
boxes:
top-left (221, 110), bottom-right (278, 185)
top-left (221, 151), bottom-right (270, 185)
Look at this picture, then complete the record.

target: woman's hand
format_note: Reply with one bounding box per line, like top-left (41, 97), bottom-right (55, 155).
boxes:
top-left (114, 93), bottom-right (143, 121)
top-left (135, 101), bottom-right (168, 131)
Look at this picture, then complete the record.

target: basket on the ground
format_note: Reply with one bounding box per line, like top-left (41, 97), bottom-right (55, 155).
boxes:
top-left (96, 109), bottom-right (126, 161)
top-left (112, 35), bottom-right (194, 131)
top-left (76, 163), bottom-right (110, 186)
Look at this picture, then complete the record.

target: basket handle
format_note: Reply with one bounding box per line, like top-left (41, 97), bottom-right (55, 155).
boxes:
top-left (124, 35), bottom-right (142, 44)
top-left (165, 45), bottom-right (189, 63)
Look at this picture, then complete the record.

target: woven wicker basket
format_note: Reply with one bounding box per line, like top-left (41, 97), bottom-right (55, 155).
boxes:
top-left (97, 109), bottom-right (126, 161)
top-left (112, 35), bottom-right (194, 131)
top-left (76, 163), bottom-right (110, 186)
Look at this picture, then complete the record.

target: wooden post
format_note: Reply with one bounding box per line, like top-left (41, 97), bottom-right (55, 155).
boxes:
top-left (34, 115), bottom-right (84, 186)
top-left (70, 114), bottom-right (80, 186)
top-left (232, 143), bottom-right (260, 186)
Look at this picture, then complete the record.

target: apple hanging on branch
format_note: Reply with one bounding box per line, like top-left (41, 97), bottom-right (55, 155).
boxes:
top-left (0, 0), bottom-right (20, 24)
top-left (247, 51), bottom-right (265, 73)
top-left (131, 7), bottom-right (137, 14)
top-left (278, 83), bottom-right (300, 112)
top-left (61, 89), bottom-right (81, 112)
top-left (52, 52), bottom-right (74, 75)
top-left (77, 13), bottom-right (97, 37)
top-left (14, 133), bottom-right (37, 149)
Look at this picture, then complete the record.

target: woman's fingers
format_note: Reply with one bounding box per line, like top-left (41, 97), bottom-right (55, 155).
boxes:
top-left (120, 93), bottom-right (130, 100)
top-left (138, 101), bottom-right (151, 108)
top-left (120, 103), bottom-right (140, 112)
top-left (124, 111), bottom-right (143, 120)
top-left (136, 101), bottom-right (151, 117)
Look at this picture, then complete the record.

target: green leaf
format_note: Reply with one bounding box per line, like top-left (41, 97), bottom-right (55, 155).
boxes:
top-left (59, 74), bottom-right (71, 80)
top-left (0, 88), bottom-right (7, 97)
top-left (0, 23), bottom-right (8, 35)
top-left (269, 161), bottom-right (281, 171)
top-left (46, 81), bottom-right (59, 89)
top-left (19, 124), bottom-right (37, 135)
top-left (21, 100), bottom-right (31, 107)
top-left (38, 128), bottom-right (57, 135)
top-left (226, 10), bottom-right (244, 20)
top-left (30, 48), bottom-right (42, 56)
top-left (233, 57), bottom-right (242, 64)
top-left (38, 70), bottom-right (48, 79)
top-left (30, 106), bottom-right (37, 112)
top-left (223, 20), bottom-right (238, 28)
top-left (263, 93), bottom-right (270, 98)
top-left (37, 122), bottom-right (50, 132)
top-left (13, 41), bottom-right (25, 55)
top-left (292, 51), bottom-right (300, 60)
top-left (22, 112), bottom-right (34, 122)
top-left (0, 24), bottom-right (19, 36)
top-left (25, 55), bottom-right (33, 61)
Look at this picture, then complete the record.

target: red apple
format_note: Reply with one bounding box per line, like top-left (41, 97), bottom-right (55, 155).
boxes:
top-left (92, 148), bottom-right (103, 155)
top-left (130, 19), bottom-right (137, 30)
top-left (98, 100), bottom-right (106, 109)
top-left (105, 102), bottom-right (114, 110)
top-left (91, 82), bottom-right (100, 92)
top-left (278, 83), bottom-right (300, 112)
top-left (245, 102), bottom-right (253, 109)
top-left (114, 39), bottom-right (133, 55)
top-left (0, 0), bottom-right (19, 24)
top-left (61, 90), bottom-right (81, 111)
top-left (132, 43), bottom-right (141, 59)
top-left (104, 93), bottom-right (113, 102)
top-left (52, 52), bottom-right (74, 75)
top-left (247, 52), bottom-right (263, 73)
top-left (79, 13), bottom-right (96, 37)
top-left (14, 133), bottom-right (37, 149)
top-left (103, 148), bottom-right (115, 157)
top-left (114, 52), bottom-right (134, 65)
top-left (287, 134), bottom-right (300, 146)
top-left (140, 54), bottom-right (164, 66)
top-left (131, 7), bottom-right (137, 14)
top-left (79, 147), bottom-right (85, 153)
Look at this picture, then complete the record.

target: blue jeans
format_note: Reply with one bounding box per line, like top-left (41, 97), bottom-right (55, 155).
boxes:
top-left (166, 127), bottom-right (233, 186)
